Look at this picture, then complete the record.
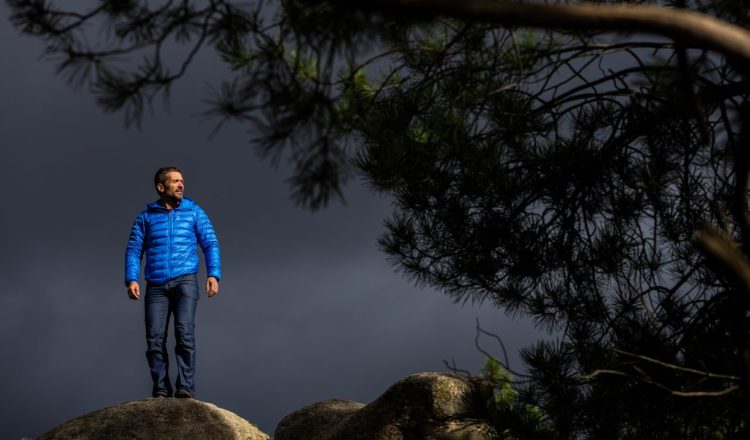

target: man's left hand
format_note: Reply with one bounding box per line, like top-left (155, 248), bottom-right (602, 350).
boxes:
top-left (206, 276), bottom-right (219, 297)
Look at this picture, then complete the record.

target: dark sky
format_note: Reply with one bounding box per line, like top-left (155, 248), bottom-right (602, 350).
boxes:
top-left (0, 5), bottom-right (542, 438)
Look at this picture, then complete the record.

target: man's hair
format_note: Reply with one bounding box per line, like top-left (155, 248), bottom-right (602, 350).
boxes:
top-left (154, 167), bottom-right (182, 187)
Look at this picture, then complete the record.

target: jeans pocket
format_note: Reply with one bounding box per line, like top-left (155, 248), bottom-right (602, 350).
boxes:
top-left (179, 277), bottom-right (200, 301)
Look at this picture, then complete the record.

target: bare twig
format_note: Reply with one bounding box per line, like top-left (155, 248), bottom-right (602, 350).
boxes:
top-left (613, 348), bottom-right (742, 381)
top-left (580, 369), bottom-right (741, 397)
top-left (443, 358), bottom-right (472, 377)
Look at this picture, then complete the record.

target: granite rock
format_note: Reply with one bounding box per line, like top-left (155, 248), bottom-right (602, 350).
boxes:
top-left (39, 397), bottom-right (270, 440)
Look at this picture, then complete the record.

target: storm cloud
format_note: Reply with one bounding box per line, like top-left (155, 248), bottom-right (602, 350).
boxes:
top-left (0, 6), bottom-right (542, 438)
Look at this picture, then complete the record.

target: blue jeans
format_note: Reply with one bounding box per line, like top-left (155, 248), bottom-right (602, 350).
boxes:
top-left (145, 273), bottom-right (198, 397)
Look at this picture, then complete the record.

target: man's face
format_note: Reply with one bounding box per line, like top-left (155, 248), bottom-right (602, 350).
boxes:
top-left (158, 171), bottom-right (184, 201)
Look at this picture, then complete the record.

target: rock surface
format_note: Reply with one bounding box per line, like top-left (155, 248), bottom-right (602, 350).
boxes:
top-left (38, 398), bottom-right (270, 440)
top-left (275, 372), bottom-right (498, 440)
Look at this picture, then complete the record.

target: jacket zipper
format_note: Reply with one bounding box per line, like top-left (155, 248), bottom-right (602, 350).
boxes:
top-left (168, 208), bottom-right (173, 280)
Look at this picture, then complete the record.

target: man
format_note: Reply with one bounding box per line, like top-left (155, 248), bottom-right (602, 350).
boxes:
top-left (125, 167), bottom-right (221, 399)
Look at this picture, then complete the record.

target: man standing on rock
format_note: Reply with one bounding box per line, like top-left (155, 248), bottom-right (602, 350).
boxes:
top-left (124, 167), bottom-right (221, 399)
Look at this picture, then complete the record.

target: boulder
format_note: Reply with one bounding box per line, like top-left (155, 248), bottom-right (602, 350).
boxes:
top-left (39, 398), bottom-right (270, 440)
top-left (275, 372), bottom-right (498, 440)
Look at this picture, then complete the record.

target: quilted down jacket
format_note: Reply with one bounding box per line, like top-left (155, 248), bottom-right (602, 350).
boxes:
top-left (125, 197), bottom-right (221, 285)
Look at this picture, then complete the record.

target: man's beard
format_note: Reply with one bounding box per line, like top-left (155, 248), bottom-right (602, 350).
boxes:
top-left (163, 194), bottom-right (182, 204)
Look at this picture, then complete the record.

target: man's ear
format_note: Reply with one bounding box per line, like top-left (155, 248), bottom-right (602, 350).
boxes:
top-left (156, 183), bottom-right (165, 193)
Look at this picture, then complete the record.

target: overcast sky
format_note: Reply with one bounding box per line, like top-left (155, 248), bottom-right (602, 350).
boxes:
top-left (0, 4), bottom-right (543, 438)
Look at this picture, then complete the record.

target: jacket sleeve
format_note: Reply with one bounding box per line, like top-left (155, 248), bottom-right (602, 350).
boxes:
top-left (124, 212), bottom-right (146, 286)
top-left (195, 206), bottom-right (221, 280)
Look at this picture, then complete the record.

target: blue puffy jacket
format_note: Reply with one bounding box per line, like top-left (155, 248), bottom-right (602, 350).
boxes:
top-left (125, 197), bottom-right (221, 286)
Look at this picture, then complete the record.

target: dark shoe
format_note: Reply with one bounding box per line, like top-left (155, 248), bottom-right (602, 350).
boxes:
top-left (175, 389), bottom-right (194, 399)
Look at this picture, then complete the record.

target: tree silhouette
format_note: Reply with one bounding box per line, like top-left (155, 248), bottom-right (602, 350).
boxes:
top-left (10, 0), bottom-right (750, 437)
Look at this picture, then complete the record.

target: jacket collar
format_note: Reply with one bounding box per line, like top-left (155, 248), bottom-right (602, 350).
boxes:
top-left (147, 197), bottom-right (194, 212)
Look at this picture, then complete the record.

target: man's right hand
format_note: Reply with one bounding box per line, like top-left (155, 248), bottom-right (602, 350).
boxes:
top-left (127, 281), bottom-right (140, 300)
